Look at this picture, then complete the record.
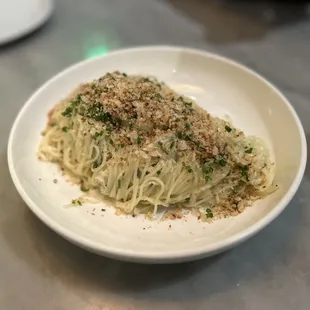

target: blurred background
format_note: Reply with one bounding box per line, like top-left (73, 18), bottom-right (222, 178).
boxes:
top-left (1, 0), bottom-right (310, 133)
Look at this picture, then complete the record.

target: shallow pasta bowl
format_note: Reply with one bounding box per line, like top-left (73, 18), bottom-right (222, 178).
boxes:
top-left (7, 46), bottom-right (307, 263)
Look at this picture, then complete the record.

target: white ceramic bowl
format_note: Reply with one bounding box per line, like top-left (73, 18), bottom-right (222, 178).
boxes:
top-left (0, 0), bottom-right (53, 45)
top-left (8, 46), bottom-right (307, 263)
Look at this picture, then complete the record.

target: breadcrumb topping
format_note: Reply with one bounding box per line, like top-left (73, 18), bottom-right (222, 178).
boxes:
top-left (62, 71), bottom-right (215, 161)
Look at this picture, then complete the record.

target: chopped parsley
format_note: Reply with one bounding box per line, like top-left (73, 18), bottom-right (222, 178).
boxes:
top-left (178, 96), bottom-right (192, 108)
top-left (185, 197), bottom-right (190, 202)
top-left (177, 132), bottom-right (183, 139)
top-left (93, 131), bottom-right (103, 139)
top-left (231, 180), bottom-right (245, 195)
top-left (152, 93), bottom-right (163, 100)
top-left (137, 136), bottom-right (142, 145)
top-left (177, 131), bottom-right (192, 141)
top-left (214, 156), bottom-right (227, 167)
top-left (122, 73), bottom-right (127, 77)
top-left (185, 122), bottom-right (191, 129)
top-left (118, 179), bottom-right (121, 188)
top-left (203, 166), bottom-right (214, 182)
top-left (206, 208), bottom-right (214, 218)
top-left (62, 106), bottom-right (73, 117)
top-left (157, 169), bottom-right (161, 175)
top-left (245, 147), bottom-right (253, 154)
top-left (225, 125), bottom-right (232, 132)
top-left (84, 103), bottom-right (121, 127)
top-left (204, 166), bottom-right (214, 174)
top-left (120, 143), bottom-right (125, 148)
top-left (240, 166), bottom-right (249, 181)
top-left (72, 199), bottom-right (82, 206)
top-left (219, 159), bottom-right (227, 166)
top-left (185, 165), bottom-right (193, 173)
top-left (170, 141), bottom-right (175, 149)
top-left (71, 96), bottom-right (82, 107)
top-left (62, 126), bottom-right (69, 132)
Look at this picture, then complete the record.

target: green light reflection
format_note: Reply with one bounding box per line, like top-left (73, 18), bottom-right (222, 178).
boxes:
top-left (86, 45), bottom-right (110, 59)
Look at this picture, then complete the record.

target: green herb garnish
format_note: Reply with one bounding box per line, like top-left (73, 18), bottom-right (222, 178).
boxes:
top-left (177, 132), bottom-right (192, 141)
top-left (72, 199), bottom-right (82, 206)
top-left (94, 131), bottom-right (103, 139)
top-left (120, 143), bottom-right (125, 148)
top-left (152, 93), bottom-right (163, 100)
top-left (218, 158), bottom-right (227, 166)
top-left (177, 132), bottom-right (183, 139)
top-left (225, 125), bottom-right (232, 132)
top-left (214, 156), bottom-right (227, 167)
top-left (118, 179), bottom-right (121, 188)
top-left (185, 122), bottom-right (190, 129)
top-left (62, 127), bottom-right (68, 132)
top-left (204, 166), bottom-right (214, 174)
top-left (203, 166), bottom-right (214, 182)
top-left (185, 197), bottom-right (190, 202)
top-left (62, 106), bottom-right (73, 117)
top-left (84, 103), bottom-right (121, 127)
top-left (231, 189), bottom-right (237, 195)
top-left (137, 136), bottom-right (142, 145)
top-left (206, 208), bottom-right (214, 218)
top-left (241, 166), bottom-right (249, 181)
top-left (245, 147), bottom-right (253, 154)
top-left (231, 179), bottom-right (246, 195)
top-left (122, 73), bottom-right (127, 77)
top-left (185, 165), bottom-right (193, 173)
top-left (170, 141), bottom-right (175, 149)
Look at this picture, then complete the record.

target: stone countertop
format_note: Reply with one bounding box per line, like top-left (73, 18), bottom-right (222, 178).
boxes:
top-left (0, 1), bottom-right (309, 309)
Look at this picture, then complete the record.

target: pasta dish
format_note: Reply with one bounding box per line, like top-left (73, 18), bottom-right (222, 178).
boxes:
top-left (38, 72), bottom-right (276, 220)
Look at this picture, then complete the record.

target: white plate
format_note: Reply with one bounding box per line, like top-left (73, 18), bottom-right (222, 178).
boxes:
top-left (8, 46), bottom-right (307, 263)
top-left (0, 0), bottom-right (53, 45)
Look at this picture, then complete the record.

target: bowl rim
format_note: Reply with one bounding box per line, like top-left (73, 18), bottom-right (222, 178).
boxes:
top-left (7, 45), bottom-right (307, 262)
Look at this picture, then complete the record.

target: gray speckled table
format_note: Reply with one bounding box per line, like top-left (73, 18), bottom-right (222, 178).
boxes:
top-left (1, 1), bottom-right (310, 309)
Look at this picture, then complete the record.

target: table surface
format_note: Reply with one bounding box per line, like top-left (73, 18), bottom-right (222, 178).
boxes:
top-left (1, 1), bottom-right (310, 309)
